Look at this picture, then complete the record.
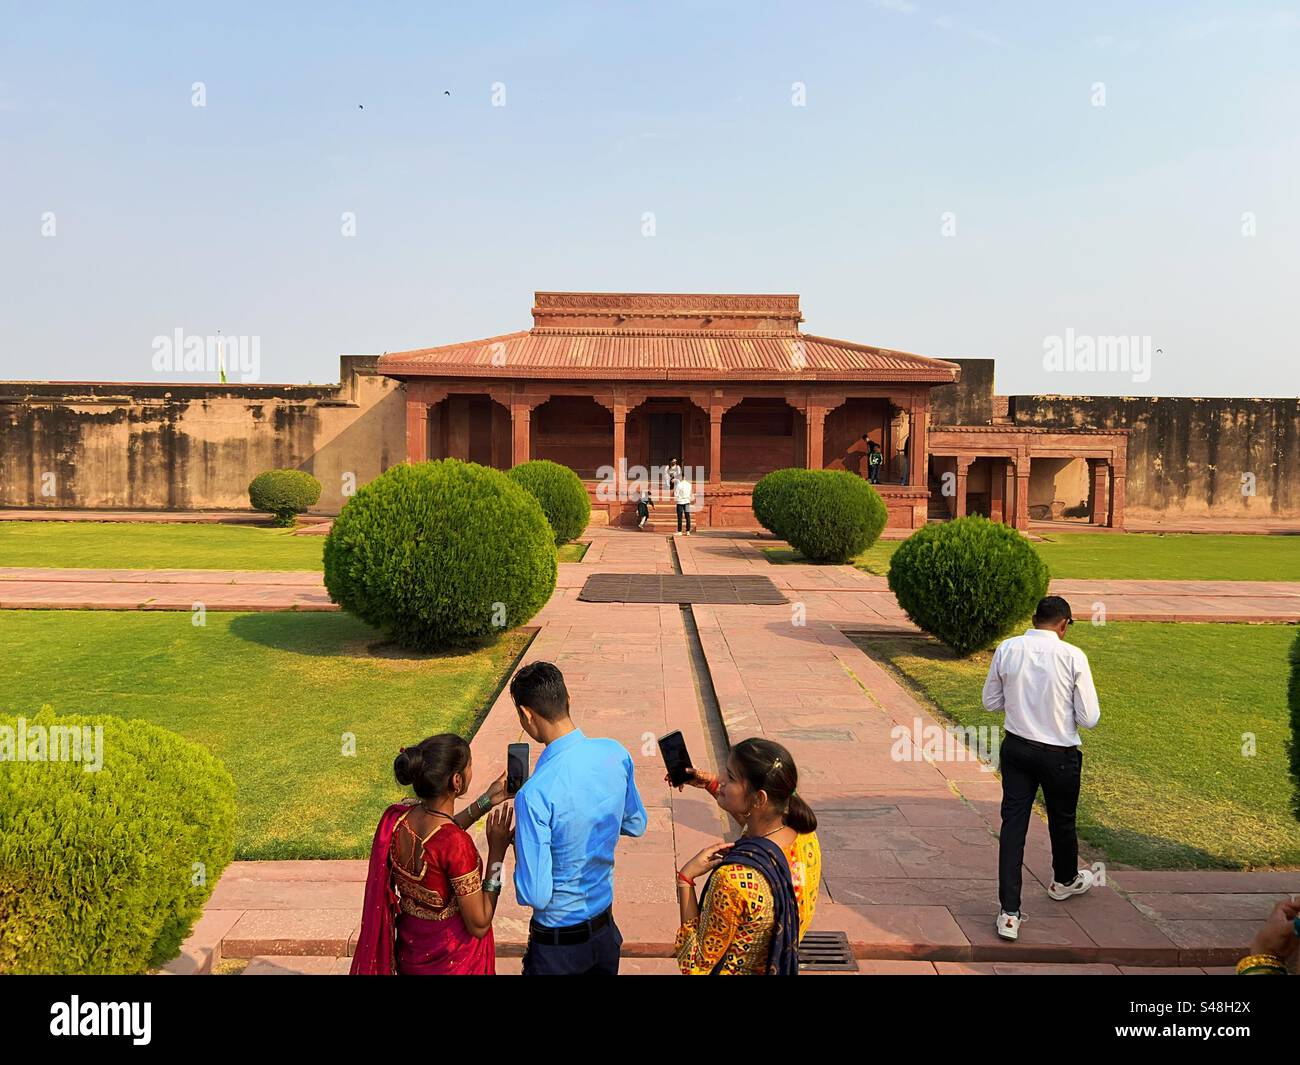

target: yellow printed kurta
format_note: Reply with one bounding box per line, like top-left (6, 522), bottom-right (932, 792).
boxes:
top-left (674, 832), bottom-right (821, 975)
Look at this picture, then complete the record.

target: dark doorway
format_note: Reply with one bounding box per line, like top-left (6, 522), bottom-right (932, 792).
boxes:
top-left (648, 413), bottom-right (683, 470)
top-left (467, 396), bottom-right (494, 466)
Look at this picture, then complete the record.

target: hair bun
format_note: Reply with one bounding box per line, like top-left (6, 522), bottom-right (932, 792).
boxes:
top-left (393, 746), bottom-right (423, 787)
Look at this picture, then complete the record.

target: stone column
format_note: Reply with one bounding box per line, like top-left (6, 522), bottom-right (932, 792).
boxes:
top-left (1088, 459), bottom-right (1109, 525)
top-left (1108, 466), bottom-right (1126, 528)
top-left (612, 402), bottom-right (627, 486)
top-left (1013, 457), bottom-right (1031, 530)
top-left (405, 399), bottom-right (429, 463)
top-left (955, 455), bottom-right (975, 518)
top-left (805, 405), bottom-right (826, 470)
top-left (510, 403), bottom-right (531, 467)
top-left (709, 406), bottom-right (724, 485)
top-left (908, 405), bottom-right (929, 489)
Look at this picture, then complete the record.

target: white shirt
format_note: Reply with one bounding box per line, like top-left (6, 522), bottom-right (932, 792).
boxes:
top-left (673, 479), bottom-right (693, 505)
top-left (981, 628), bottom-right (1100, 747)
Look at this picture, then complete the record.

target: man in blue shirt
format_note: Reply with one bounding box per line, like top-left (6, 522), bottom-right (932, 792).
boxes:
top-left (508, 661), bottom-right (647, 975)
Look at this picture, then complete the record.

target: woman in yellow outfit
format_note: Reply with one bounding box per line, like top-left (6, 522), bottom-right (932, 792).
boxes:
top-left (670, 737), bottom-right (820, 975)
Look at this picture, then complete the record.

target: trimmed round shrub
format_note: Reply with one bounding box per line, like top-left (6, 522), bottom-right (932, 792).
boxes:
top-left (777, 470), bottom-right (889, 563)
top-left (506, 460), bottom-right (591, 545)
top-left (888, 516), bottom-right (1050, 656)
top-left (249, 468), bottom-right (322, 526)
top-left (0, 707), bottom-right (236, 974)
top-left (323, 459), bottom-right (557, 650)
top-left (752, 468), bottom-right (805, 539)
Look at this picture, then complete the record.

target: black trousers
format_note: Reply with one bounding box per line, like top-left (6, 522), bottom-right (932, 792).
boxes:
top-left (998, 732), bottom-right (1082, 913)
top-left (521, 917), bottom-right (623, 975)
top-left (676, 503), bottom-right (692, 532)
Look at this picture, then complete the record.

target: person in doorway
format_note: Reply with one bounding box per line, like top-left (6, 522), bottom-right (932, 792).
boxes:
top-left (666, 457), bottom-right (683, 493)
top-left (674, 473), bottom-right (694, 535)
top-left (982, 596), bottom-right (1101, 942)
top-left (866, 439), bottom-right (883, 484)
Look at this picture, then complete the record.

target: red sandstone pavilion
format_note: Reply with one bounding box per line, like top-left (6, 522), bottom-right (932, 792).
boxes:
top-left (380, 291), bottom-right (1129, 530)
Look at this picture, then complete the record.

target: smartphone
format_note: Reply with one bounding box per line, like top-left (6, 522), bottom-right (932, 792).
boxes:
top-left (507, 743), bottom-right (530, 796)
top-left (658, 730), bottom-right (692, 788)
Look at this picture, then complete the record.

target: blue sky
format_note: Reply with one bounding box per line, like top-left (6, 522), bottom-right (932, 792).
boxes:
top-left (1, 1), bottom-right (1296, 396)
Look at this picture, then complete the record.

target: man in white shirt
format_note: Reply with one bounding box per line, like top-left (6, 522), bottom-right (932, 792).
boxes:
top-left (981, 596), bottom-right (1101, 942)
top-left (673, 475), bottom-right (694, 535)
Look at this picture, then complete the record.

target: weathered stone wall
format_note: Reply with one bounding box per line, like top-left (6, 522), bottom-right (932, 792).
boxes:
top-left (0, 357), bottom-right (405, 513)
top-left (929, 358), bottom-right (996, 426)
top-left (4, 349), bottom-right (1295, 521)
top-left (1013, 395), bottom-right (1300, 518)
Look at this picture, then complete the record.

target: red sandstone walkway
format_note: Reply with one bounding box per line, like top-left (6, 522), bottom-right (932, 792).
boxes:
top-left (151, 527), bottom-right (1300, 975)
top-left (3, 552), bottom-right (1298, 622)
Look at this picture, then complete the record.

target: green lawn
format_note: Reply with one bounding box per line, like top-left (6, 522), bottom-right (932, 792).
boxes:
top-left (557, 541), bottom-right (590, 563)
top-left (765, 531), bottom-right (1299, 581)
top-left (856, 623), bottom-right (1300, 869)
top-left (0, 610), bottom-right (530, 859)
top-left (1028, 532), bottom-right (1300, 580)
top-left (0, 522), bottom-right (595, 570)
top-left (0, 522), bottom-right (324, 570)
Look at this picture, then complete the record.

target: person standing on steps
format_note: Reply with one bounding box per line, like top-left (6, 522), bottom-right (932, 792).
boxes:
top-left (982, 595), bottom-right (1101, 942)
top-left (673, 472), bottom-right (694, 535)
top-left (666, 457), bottom-right (683, 494)
top-left (633, 484), bottom-right (654, 529)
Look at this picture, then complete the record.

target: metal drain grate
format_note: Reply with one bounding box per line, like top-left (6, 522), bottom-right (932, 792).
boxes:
top-left (578, 573), bottom-right (787, 606)
top-left (798, 930), bottom-right (859, 972)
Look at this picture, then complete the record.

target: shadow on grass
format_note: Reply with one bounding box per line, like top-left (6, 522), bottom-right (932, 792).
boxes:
top-left (227, 611), bottom-right (506, 663)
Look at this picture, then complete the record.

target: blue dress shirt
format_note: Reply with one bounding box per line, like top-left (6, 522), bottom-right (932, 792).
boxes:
top-left (512, 729), bottom-right (647, 928)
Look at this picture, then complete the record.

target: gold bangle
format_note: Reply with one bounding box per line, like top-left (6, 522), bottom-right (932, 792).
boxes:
top-left (1235, 953), bottom-right (1286, 975)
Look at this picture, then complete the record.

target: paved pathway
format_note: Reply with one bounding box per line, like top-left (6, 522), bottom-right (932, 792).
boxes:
top-left (148, 527), bottom-right (1300, 975)
top-left (4, 546), bottom-right (1298, 622)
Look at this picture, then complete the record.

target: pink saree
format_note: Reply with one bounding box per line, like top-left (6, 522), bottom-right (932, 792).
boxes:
top-left (350, 803), bottom-right (495, 976)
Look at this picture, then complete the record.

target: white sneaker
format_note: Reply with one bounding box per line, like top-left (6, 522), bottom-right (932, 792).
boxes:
top-left (996, 910), bottom-right (1021, 941)
top-left (1048, 869), bottom-right (1096, 900)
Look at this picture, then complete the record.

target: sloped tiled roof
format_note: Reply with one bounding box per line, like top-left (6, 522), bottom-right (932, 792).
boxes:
top-left (377, 292), bottom-right (960, 383)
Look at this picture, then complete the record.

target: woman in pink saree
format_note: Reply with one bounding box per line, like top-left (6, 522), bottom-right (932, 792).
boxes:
top-left (351, 734), bottom-right (514, 975)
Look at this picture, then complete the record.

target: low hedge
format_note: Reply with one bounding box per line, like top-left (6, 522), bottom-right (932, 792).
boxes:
top-left (0, 707), bottom-right (236, 974)
top-left (888, 516), bottom-right (1050, 655)
top-left (249, 468), bottom-right (322, 526)
top-left (323, 459), bottom-right (557, 650)
top-left (506, 460), bottom-right (591, 545)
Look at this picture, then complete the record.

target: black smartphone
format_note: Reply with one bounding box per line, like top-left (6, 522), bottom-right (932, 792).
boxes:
top-left (507, 743), bottom-right (529, 796)
top-left (658, 730), bottom-right (692, 788)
